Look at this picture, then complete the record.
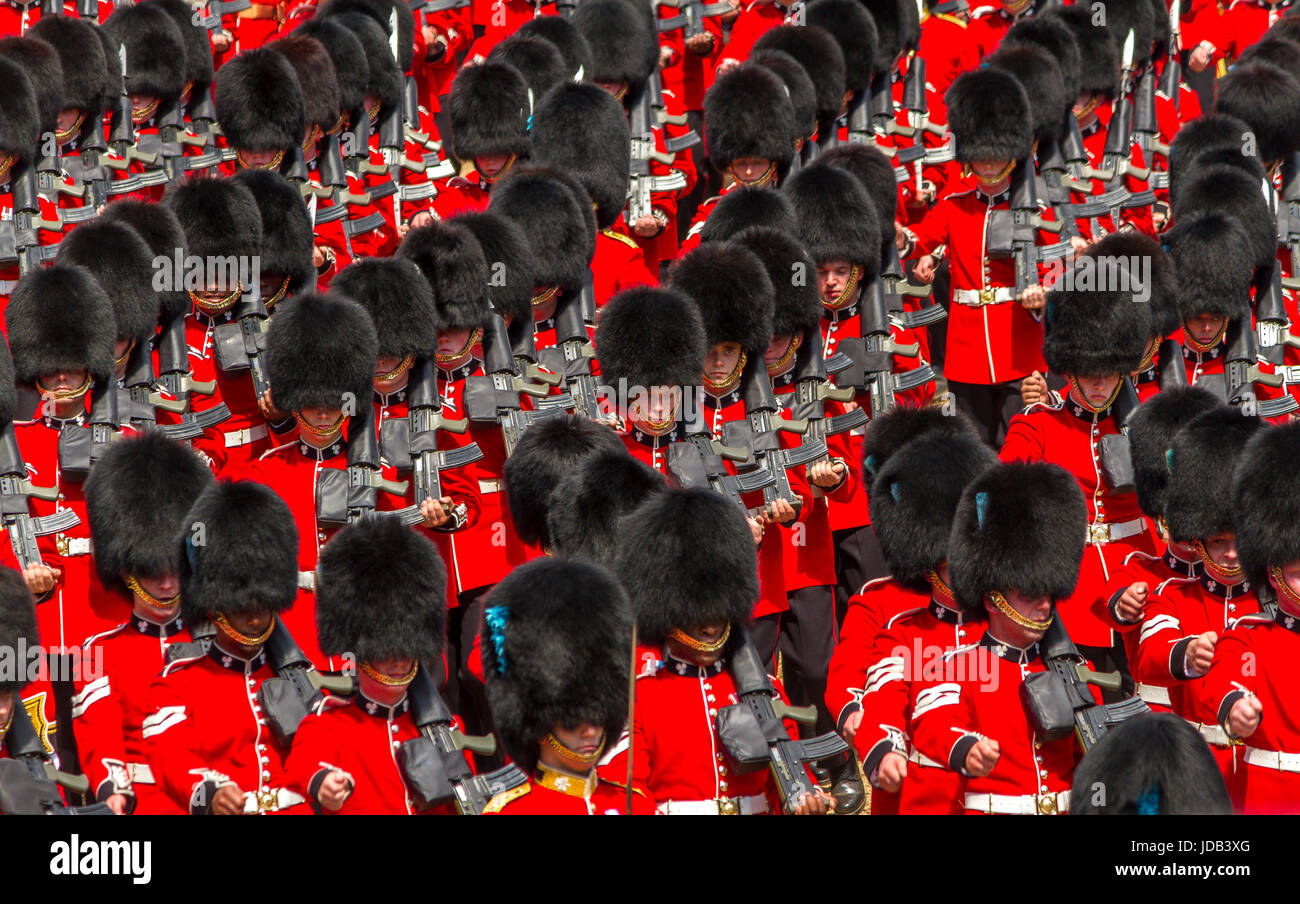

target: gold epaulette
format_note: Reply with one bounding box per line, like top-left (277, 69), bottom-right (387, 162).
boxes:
top-left (602, 228), bottom-right (641, 250)
top-left (483, 782), bottom-right (531, 813)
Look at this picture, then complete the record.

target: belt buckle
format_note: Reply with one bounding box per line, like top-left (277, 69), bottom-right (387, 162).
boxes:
top-left (1037, 794), bottom-right (1058, 816)
top-left (717, 797), bottom-right (740, 816)
top-left (257, 790), bottom-right (279, 813)
top-left (55, 533), bottom-right (69, 556)
top-left (978, 288), bottom-right (997, 306)
top-left (1088, 522), bottom-right (1111, 544)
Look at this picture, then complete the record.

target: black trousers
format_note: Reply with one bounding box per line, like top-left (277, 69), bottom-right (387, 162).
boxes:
top-left (751, 586), bottom-right (839, 737)
top-left (447, 585), bottom-right (504, 770)
top-left (831, 524), bottom-right (889, 629)
top-left (947, 379), bottom-right (1025, 449)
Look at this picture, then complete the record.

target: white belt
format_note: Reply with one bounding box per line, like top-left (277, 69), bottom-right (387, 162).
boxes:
top-left (906, 746), bottom-right (944, 769)
top-left (0, 279), bottom-right (17, 294)
top-left (964, 790), bottom-right (1070, 815)
top-left (1136, 684), bottom-right (1171, 707)
top-left (297, 571), bottom-right (316, 592)
top-left (1189, 721), bottom-right (1235, 747)
top-left (656, 793), bottom-right (769, 815)
top-left (242, 787), bottom-right (307, 813)
top-left (58, 537), bottom-right (93, 557)
top-left (1243, 747), bottom-right (1300, 773)
top-left (478, 478), bottom-right (502, 494)
top-left (1086, 517), bottom-right (1147, 545)
top-left (127, 763), bottom-right (155, 785)
top-left (224, 424), bottom-right (269, 448)
top-left (954, 287), bottom-right (1015, 307)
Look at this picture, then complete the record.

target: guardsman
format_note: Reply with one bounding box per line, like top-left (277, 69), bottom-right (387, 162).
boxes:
top-left (481, 557), bottom-right (653, 815)
top-left (213, 46), bottom-right (305, 178)
top-left (434, 62), bottom-right (530, 220)
top-left (230, 168), bottom-right (316, 313)
top-left (145, 480), bottom-right (307, 815)
top-left (72, 431), bottom-right (214, 815)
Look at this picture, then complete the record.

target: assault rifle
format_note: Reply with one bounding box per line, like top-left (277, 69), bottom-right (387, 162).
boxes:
top-left (119, 339), bottom-right (193, 437)
top-left (154, 306), bottom-right (232, 436)
top-left (0, 701), bottom-right (112, 815)
top-left (0, 424), bottom-right (79, 571)
top-left (1222, 313), bottom-right (1296, 419)
top-left (316, 404), bottom-right (423, 526)
top-left (628, 89), bottom-right (690, 227)
top-left (537, 289), bottom-right (603, 422)
top-left (257, 618), bottom-right (357, 747)
top-left (985, 164), bottom-right (1074, 301)
top-left (464, 313), bottom-right (569, 456)
top-left (834, 274), bottom-right (934, 415)
top-left (212, 283), bottom-right (271, 400)
top-left (786, 330), bottom-right (869, 446)
top-left (1157, 0), bottom-right (1182, 115)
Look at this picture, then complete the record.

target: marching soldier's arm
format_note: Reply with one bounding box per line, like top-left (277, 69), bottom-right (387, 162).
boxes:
top-left (71, 653), bottom-right (136, 810)
top-left (144, 672), bottom-right (237, 814)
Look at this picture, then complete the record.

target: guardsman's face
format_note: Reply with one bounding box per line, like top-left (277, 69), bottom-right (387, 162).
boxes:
top-left (225, 609), bottom-right (272, 638)
top-left (985, 589), bottom-right (1053, 647)
top-left (1185, 313), bottom-right (1226, 346)
top-left (816, 260), bottom-right (855, 304)
top-left (114, 337), bottom-right (134, 366)
top-left (1270, 559), bottom-right (1300, 607)
top-left (704, 342), bottom-right (743, 385)
top-left (239, 149), bottom-right (282, 169)
top-left (764, 334), bottom-right (799, 373)
top-left (38, 367), bottom-right (88, 395)
top-left (669, 620), bottom-right (729, 666)
top-left (475, 154), bottom-right (511, 179)
top-left (368, 656), bottom-right (415, 680)
top-left (374, 354), bottom-right (409, 393)
top-left (594, 80), bottom-right (626, 99)
top-left (134, 572), bottom-right (180, 602)
top-left (1202, 532), bottom-right (1240, 572)
top-left (1071, 373), bottom-right (1120, 408)
top-left (437, 327), bottom-right (473, 358)
top-left (128, 93), bottom-right (160, 123)
top-left (55, 108), bottom-right (83, 139)
top-left (629, 385), bottom-right (681, 434)
top-left (730, 157), bottom-right (772, 183)
top-left (299, 405), bottom-right (344, 430)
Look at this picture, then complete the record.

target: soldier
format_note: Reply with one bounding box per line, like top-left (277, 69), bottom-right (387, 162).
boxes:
top-left (481, 557), bottom-right (653, 815)
top-left (213, 46), bottom-right (305, 176)
top-left (230, 168), bottom-right (316, 312)
top-left (910, 461), bottom-right (1091, 814)
top-left (72, 431), bottom-right (214, 815)
top-left (435, 62), bottom-right (531, 219)
top-left (145, 480), bottom-right (307, 815)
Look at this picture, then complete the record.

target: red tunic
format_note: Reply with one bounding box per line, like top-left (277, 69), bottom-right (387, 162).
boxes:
top-left (484, 765), bottom-right (654, 814)
top-left (918, 12), bottom-right (981, 121)
top-left (592, 227), bottom-right (658, 309)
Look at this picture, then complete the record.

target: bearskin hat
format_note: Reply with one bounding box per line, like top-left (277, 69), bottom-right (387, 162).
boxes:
top-left (572, 0), bottom-right (658, 104)
top-left (267, 34), bottom-right (340, 136)
top-left (1214, 62), bottom-right (1300, 164)
top-left (142, 0), bottom-right (214, 96)
top-left (1172, 164), bottom-right (1276, 274)
top-left (454, 212), bottom-right (536, 326)
top-left (179, 480), bottom-right (299, 622)
top-left (751, 49), bottom-right (818, 141)
top-left (516, 15), bottom-right (594, 81)
top-left (0, 37), bottom-right (64, 138)
top-left (56, 220), bottom-right (160, 345)
top-left (1127, 386), bottom-right (1221, 518)
top-left (1087, 231), bottom-right (1179, 340)
top-left (531, 82), bottom-right (630, 228)
top-left (753, 25), bottom-right (846, 139)
top-left (329, 12), bottom-right (401, 114)
top-left (817, 144), bottom-right (899, 252)
top-left (1167, 113), bottom-right (1262, 209)
top-left (0, 568), bottom-right (37, 695)
top-left (230, 169), bottom-right (315, 297)
top-left (703, 64), bottom-right (797, 173)
top-left (163, 176), bottom-right (263, 262)
top-left (596, 288), bottom-right (707, 389)
top-left (946, 68), bottom-right (1033, 164)
top-left (1163, 213), bottom-right (1254, 323)
top-left (5, 265), bottom-right (115, 385)
top-left (489, 35), bottom-right (568, 96)
top-left (987, 44), bottom-right (1068, 146)
top-left (1145, 0), bottom-right (1170, 62)
top-left (1043, 261), bottom-right (1151, 378)
top-left (1071, 712), bottom-right (1232, 814)
top-left (1099, 0), bottom-right (1154, 69)
top-left (806, 0), bottom-right (877, 94)
top-left (85, 431), bottom-right (214, 592)
top-left (615, 488), bottom-right (758, 642)
top-left (547, 448), bottom-right (665, 568)
top-left (98, 199), bottom-right (189, 323)
top-left (0, 338), bottom-right (15, 430)
top-left (856, 0), bottom-right (908, 68)
top-left (949, 461), bottom-right (1087, 617)
top-left (319, 0), bottom-right (414, 71)
top-left (862, 403), bottom-right (978, 478)
top-left (27, 16), bottom-right (113, 115)
top-left (1232, 421), bottom-right (1300, 585)
top-left (295, 18), bottom-right (368, 116)
top-left (732, 227), bottom-right (821, 339)
top-left (397, 220), bottom-right (493, 330)
top-left (698, 187), bottom-right (798, 243)
top-left (1237, 34), bottom-right (1300, 73)
top-left (103, 3), bottom-right (186, 104)
top-left (331, 257), bottom-right (439, 362)
top-left (1164, 406), bottom-right (1261, 546)
top-left (483, 557), bottom-right (632, 774)
top-left (1003, 15), bottom-right (1082, 104)
top-left (488, 165), bottom-right (594, 291)
top-left (1268, 13), bottom-right (1300, 42)
top-left (784, 163), bottom-right (882, 275)
top-left (1044, 4), bottom-right (1118, 98)
top-left (265, 292), bottom-right (378, 413)
top-left (214, 47), bottom-right (304, 152)
top-left (503, 414), bottom-right (628, 549)
top-left (449, 62), bottom-right (531, 164)
top-left (669, 242), bottom-right (775, 355)
top-left (316, 516), bottom-right (446, 664)
top-left (870, 429), bottom-right (998, 592)
top-left (0, 60), bottom-right (38, 169)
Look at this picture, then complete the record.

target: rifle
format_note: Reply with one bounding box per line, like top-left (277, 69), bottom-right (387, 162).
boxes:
top-left (191, 0), bottom-right (252, 52)
top-left (628, 89), bottom-right (689, 227)
top-left (1020, 617), bottom-right (1149, 754)
top-left (1277, 152), bottom-right (1300, 290)
top-left (867, 71), bottom-right (913, 145)
top-left (0, 700), bottom-right (112, 815)
top-left (985, 164), bottom-right (1075, 302)
top-left (380, 356), bottom-right (484, 515)
top-left (881, 240), bottom-right (945, 328)
top-left (834, 274), bottom-right (934, 415)
top-left (1157, 0), bottom-right (1182, 114)
top-left (1222, 313), bottom-right (1296, 418)
top-left (715, 623), bottom-right (849, 813)
top-left (0, 424), bottom-right (80, 572)
top-left (464, 314), bottom-right (566, 456)
top-left (1093, 34), bottom-right (1156, 225)
top-left (402, 75), bottom-right (437, 152)
top-left (1156, 336), bottom-right (1189, 389)
top-left (398, 665), bottom-right (529, 814)
top-left (787, 330), bottom-right (869, 448)
top-left (1131, 67), bottom-right (1169, 161)
top-left (106, 44), bottom-right (158, 173)
top-left (119, 338), bottom-right (193, 436)
top-left (0, 164), bottom-right (53, 275)
top-left (154, 306), bottom-right (232, 436)
top-left (316, 404), bottom-right (423, 527)
top-left (1255, 262), bottom-right (1291, 365)
top-left (57, 380), bottom-right (120, 482)
top-left (536, 289), bottom-right (603, 422)
top-left (257, 617), bottom-right (356, 747)
top-left (212, 283), bottom-right (271, 401)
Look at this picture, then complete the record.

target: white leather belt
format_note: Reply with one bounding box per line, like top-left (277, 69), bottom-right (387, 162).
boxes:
top-left (1136, 684), bottom-right (1171, 707)
top-left (297, 571), bottom-right (316, 592)
top-left (57, 537), bottom-right (93, 557)
top-left (954, 287), bottom-right (1015, 307)
top-left (0, 279), bottom-right (17, 294)
top-left (1086, 517), bottom-right (1147, 545)
top-left (1189, 721), bottom-right (1235, 747)
top-left (224, 424), bottom-right (269, 448)
top-left (906, 746), bottom-right (943, 769)
top-left (656, 793), bottom-right (769, 815)
top-left (478, 478), bottom-right (502, 494)
top-left (242, 787), bottom-right (307, 813)
top-left (965, 790), bottom-right (1070, 815)
top-left (1243, 747), bottom-right (1300, 772)
top-left (127, 763), bottom-right (155, 785)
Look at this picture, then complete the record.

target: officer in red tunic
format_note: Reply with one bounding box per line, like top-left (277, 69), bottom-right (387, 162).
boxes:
top-left (72, 431), bottom-right (214, 816)
top-left (482, 557), bottom-right (653, 815)
top-left (434, 62), bottom-right (530, 220)
top-left (607, 487), bottom-right (832, 815)
top-left (910, 461), bottom-right (1094, 815)
top-left (285, 516), bottom-right (467, 815)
